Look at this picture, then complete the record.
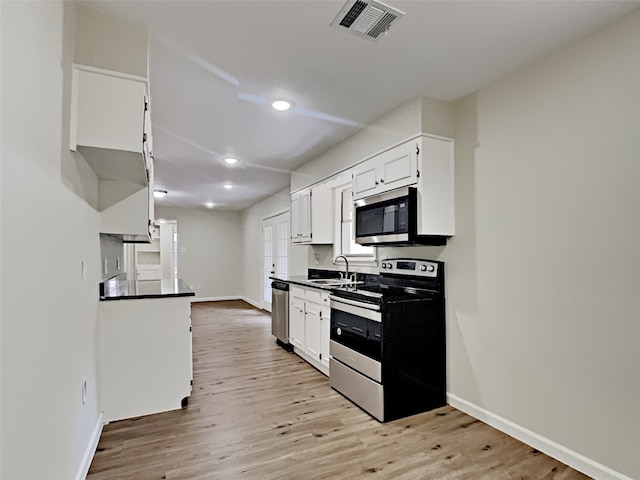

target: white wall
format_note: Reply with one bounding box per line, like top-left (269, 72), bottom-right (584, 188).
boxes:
top-left (155, 206), bottom-right (243, 300)
top-left (74, 6), bottom-right (149, 78)
top-left (1, 2), bottom-right (103, 479)
top-left (442, 10), bottom-right (640, 479)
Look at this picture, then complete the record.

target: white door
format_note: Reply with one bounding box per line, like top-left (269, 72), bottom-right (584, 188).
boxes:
top-left (261, 210), bottom-right (290, 311)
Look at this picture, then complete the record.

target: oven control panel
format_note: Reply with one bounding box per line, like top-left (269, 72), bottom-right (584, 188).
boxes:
top-left (380, 259), bottom-right (439, 277)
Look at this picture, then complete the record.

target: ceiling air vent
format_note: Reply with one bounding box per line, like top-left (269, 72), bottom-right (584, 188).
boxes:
top-left (331, 0), bottom-right (405, 41)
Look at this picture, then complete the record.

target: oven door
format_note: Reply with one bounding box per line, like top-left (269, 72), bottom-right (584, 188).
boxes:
top-left (330, 296), bottom-right (382, 362)
top-left (354, 186), bottom-right (416, 245)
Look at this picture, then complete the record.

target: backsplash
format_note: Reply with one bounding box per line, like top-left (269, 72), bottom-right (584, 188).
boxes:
top-left (99, 234), bottom-right (125, 281)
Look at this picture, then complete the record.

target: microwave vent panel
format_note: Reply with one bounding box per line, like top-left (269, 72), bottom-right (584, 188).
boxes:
top-left (331, 0), bottom-right (405, 41)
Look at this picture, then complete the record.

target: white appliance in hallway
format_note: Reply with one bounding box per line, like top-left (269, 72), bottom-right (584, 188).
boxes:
top-left (126, 220), bottom-right (178, 281)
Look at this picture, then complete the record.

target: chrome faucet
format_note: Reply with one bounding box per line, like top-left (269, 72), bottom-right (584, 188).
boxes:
top-left (333, 255), bottom-right (350, 280)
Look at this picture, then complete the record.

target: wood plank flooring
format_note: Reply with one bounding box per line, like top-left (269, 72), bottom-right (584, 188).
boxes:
top-left (87, 300), bottom-right (590, 480)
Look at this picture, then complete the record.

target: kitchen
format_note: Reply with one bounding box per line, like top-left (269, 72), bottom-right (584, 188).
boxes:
top-left (2, 1), bottom-right (639, 480)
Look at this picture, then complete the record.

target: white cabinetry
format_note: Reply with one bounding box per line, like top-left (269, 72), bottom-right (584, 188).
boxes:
top-left (416, 135), bottom-right (455, 236)
top-left (289, 287), bottom-right (306, 350)
top-left (291, 184), bottom-right (333, 244)
top-left (353, 140), bottom-right (418, 200)
top-left (304, 289), bottom-right (322, 361)
top-left (71, 64), bottom-right (154, 242)
top-left (99, 296), bottom-right (192, 423)
top-left (71, 64), bottom-right (151, 184)
top-left (320, 291), bottom-right (331, 370)
top-left (288, 285), bottom-right (331, 376)
top-left (351, 134), bottom-right (455, 237)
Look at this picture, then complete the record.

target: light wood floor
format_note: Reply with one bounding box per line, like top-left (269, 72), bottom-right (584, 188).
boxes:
top-left (87, 300), bottom-right (590, 480)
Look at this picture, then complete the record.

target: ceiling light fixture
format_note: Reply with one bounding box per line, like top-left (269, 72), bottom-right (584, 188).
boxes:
top-left (223, 157), bottom-right (238, 165)
top-left (153, 190), bottom-right (168, 199)
top-left (205, 201), bottom-right (215, 209)
top-left (223, 183), bottom-right (233, 190)
top-left (271, 99), bottom-right (292, 111)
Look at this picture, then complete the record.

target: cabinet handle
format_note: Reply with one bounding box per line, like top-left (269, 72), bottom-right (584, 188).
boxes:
top-left (380, 179), bottom-right (384, 183)
top-left (375, 181), bottom-right (379, 185)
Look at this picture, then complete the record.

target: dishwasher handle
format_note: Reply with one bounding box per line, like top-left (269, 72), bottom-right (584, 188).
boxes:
top-left (271, 280), bottom-right (289, 291)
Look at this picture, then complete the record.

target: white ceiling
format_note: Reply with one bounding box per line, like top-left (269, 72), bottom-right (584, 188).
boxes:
top-left (80, 0), bottom-right (639, 211)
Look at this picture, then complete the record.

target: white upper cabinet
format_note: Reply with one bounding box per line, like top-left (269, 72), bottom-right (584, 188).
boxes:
top-left (291, 184), bottom-right (333, 244)
top-left (353, 140), bottom-right (418, 200)
top-left (299, 188), bottom-right (311, 242)
top-left (416, 135), bottom-right (455, 236)
top-left (70, 64), bottom-right (151, 185)
top-left (351, 134), bottom-right (454, 237)
top-left (290, 192), bottom-right (301, 243)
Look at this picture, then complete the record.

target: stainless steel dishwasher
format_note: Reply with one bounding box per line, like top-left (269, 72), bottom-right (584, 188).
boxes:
top-left (271, 281), bottom-right (292, 351)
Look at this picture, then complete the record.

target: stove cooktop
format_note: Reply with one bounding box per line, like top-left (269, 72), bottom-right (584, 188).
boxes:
top-left (331, 258), bottom-right (444, 305)
top-left (332, 283), bottom-right (439, 305)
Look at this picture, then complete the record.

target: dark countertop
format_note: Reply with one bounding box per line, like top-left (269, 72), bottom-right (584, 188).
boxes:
top-left (100, 275), bottom-right (195, 301)
top-left (270, 274), bottom-right (337, 291)
top-left (270, 269), bottom-right (380, 291)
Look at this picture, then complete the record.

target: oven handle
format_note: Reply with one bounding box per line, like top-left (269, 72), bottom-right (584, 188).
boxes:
top-left (330, 296), bottom-right (381, 322)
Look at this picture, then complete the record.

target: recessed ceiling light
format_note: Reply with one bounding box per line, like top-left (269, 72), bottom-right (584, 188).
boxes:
top-left (205, 201), bottom-right (215, 209)
top-left (223, 183), bottom-right (233, 190)
top-left (223, 157), bottom-right (238, 165)
top-left (271, 100), bottom-right (292, 111)
top-left (153, 190), bottom-right (168, 199)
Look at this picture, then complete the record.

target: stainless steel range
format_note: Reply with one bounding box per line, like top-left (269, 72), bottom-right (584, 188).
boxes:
top-left (329, 258), bottom-right (446, 422)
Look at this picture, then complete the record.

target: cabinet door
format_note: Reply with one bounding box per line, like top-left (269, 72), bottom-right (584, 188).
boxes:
top-left (73, 67), bottom-right (146, 153)
top-left (377, 142), bottom-right (417, 193)
top-left (289, 295), bottom-right (305, 350)
top-left (320, 293), bottom-right (331, 369)
top-left (290, 192), bottom-right (301, 243)
top-left (352, 159), bottom-right (378, 200)
top-left (416, 136), bottom-right (455, 236)
top-left (305, 300), bottom-right (322, 361)
top-left (299, 189), bottom-right (311, 242)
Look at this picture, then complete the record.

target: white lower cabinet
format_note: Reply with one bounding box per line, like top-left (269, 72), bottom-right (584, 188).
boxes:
top-left (289, 285), bottom-right (330, 376)
top-left (289, 290), bottom-right (306, 350)
top-left (320, 291), bottom-right (331, 370)
top-left (99, 296), bottom-right (192, 423)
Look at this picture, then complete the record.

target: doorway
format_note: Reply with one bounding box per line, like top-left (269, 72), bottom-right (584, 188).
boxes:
top-left (261, 210), bottom-right (289, 312)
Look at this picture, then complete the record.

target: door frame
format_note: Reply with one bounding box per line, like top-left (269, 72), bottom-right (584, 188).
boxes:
top-left (260, 208), bottom-right (290, 312)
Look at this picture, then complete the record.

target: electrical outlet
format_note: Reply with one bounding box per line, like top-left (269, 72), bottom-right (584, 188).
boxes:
top-left (81, 377), bottom-right (88, 405)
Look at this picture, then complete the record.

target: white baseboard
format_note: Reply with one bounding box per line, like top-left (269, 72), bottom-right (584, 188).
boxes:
top-left (240, 296), bottom-right (263, 310)
top-left (447, 394), bottom-right (633, 480)
top-left (75, 413), bottom-right (103, 480)
top-left (191, 295), bottom-right (241, 303)
top-left (191, 296), bottom-right (265, 311)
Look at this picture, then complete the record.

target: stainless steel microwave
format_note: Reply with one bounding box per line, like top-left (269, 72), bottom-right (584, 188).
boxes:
top-left (354, 186), bottom-right (448, 246)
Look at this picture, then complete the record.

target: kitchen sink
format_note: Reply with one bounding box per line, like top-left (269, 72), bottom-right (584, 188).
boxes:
top-left (307, 278), bottom-right (361, 286)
